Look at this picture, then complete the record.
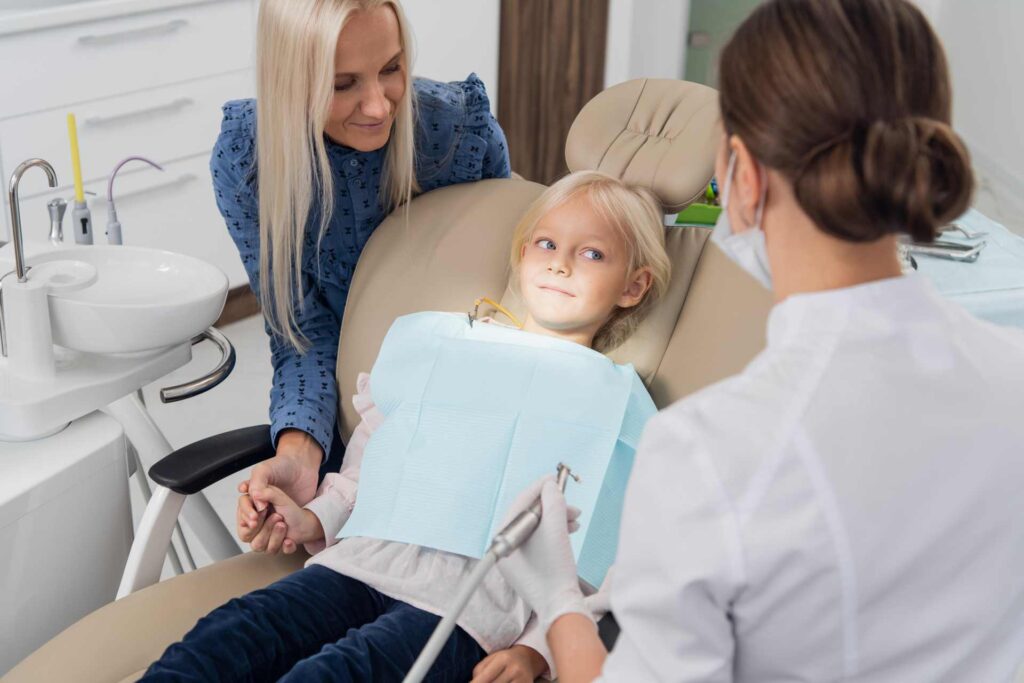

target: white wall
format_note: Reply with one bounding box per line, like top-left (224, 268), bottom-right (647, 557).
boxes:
top-left (401, 0), bottom-right (501, 115)
top-left (605, 0), bottom-right (690, 87)
top-left (925, 1), bottom-right (1024, 233)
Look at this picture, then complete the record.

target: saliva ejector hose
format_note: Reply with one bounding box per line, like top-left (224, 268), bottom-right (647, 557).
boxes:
top-left (66, 113), bottom-right (93, 245)
top-left (402, 463), bottom-right (579, 683)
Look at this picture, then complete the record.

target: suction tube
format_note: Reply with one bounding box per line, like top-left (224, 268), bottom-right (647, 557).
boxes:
top-left (402, 465), bottom-right (577, 683)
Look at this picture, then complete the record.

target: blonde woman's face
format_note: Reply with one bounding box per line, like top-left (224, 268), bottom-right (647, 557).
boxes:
top-left (326, 6), bottom-right (406, 152)
top-left (518, 195), bottom-right (652, 346)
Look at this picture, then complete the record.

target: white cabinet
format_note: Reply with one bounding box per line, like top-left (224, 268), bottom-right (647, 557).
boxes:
top-left (0, 0), bottom-right (257, 288)
top-left (0, 412), bottom-right (130, 676)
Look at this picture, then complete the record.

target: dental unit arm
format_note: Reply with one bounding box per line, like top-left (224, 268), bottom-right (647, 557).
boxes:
top-left (402, 464), bottom-right (580, 683)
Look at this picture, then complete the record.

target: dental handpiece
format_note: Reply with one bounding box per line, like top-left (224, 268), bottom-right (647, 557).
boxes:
top-left (488, 463), bottom-right (580, 559)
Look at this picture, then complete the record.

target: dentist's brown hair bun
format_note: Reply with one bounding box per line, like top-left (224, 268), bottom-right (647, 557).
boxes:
top-left (719, 0), bottom-right (974, 243)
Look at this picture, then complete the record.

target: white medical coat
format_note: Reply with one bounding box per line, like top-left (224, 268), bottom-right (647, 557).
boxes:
top-left (599, 275), bottom-right (1024, 681)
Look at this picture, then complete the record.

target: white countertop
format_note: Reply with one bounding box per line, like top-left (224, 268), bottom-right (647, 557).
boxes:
top-left (0, 0), bottom-right (220, 37)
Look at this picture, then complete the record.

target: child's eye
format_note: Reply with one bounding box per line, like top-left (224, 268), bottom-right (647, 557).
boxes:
top-left (382, 64), bottom-right (401, 75)
top-left (582, 248), bottom-right (604, 261)
top-left (535, 238), bottom-right (555, 250)
top-left (335, 80), bottom-right (355, 92)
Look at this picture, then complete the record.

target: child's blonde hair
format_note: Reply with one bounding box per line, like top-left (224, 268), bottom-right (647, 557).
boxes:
top-left (509, 171), bottom-right (671, 353)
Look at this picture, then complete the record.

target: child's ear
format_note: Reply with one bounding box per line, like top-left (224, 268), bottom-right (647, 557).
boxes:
top-left (618, 268), bottom-right (653, 309)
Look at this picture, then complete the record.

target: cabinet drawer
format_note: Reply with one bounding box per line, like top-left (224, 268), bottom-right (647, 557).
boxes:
top-left (0, 0), bottom-right (254, 118)
top-left (0, 69), bottom-right (254, 199)
top-left (13, 153), bottom-right (248, 287)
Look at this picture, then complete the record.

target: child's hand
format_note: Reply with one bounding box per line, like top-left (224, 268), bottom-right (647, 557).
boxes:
top-left (256, 485), bottom-right (325, 547)
top-left (236, 480), bottom-right (269, 545)
top-left (470, 644), bottom-right (547, 683)
top-left (235, 481), bottom-right (324, 553)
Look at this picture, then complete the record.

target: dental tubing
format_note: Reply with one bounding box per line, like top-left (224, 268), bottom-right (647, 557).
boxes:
top-left (106, 156), bottom-right (164, 245)
top-left (66, 113), bottom-right (93, 244)
top-left (402, 464), bottom-right (578, 683)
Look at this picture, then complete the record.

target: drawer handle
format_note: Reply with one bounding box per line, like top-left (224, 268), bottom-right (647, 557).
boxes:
top-left (116, 173), bottom-right (197, 201)
top-left (78, 19), bottom-right (189, 47)
top-left (84, 98), bottom-right (195, 128)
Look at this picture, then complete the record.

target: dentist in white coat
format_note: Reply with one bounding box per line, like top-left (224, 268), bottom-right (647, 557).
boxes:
top-left (496, 0), bottom-right (1024, 680)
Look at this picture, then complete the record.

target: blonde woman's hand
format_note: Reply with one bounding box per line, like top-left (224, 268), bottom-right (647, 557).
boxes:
top-left (247, 429), bottom-right (323, 513)
top-left (470, 645), bottom-right (547, 683)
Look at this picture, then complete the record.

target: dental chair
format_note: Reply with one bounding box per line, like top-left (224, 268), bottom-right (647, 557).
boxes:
top-left (3, 78), bottom-right (772, 683)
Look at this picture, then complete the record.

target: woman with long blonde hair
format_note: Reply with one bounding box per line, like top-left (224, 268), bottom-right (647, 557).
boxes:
top-left (211, 0), bottom-right (509, 548)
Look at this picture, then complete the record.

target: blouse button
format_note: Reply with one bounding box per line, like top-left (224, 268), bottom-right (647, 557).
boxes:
top-left (349, 159), bottom-right (359, 168)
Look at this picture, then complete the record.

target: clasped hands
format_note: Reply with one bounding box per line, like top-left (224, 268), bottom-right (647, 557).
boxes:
top-left (236, 429), bottom-right (325, 555)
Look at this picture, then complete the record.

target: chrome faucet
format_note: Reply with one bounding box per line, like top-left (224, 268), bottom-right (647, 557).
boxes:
top-left (2, 158), bottom-right (59, 357)
top-left (8, 159), bottom-right (58, 281)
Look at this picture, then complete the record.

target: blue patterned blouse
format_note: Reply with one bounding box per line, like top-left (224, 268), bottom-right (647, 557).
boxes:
top-left (210, 74), bottom-right (511, 458)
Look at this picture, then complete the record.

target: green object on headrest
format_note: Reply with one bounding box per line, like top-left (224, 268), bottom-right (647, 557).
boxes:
top-left (674, 203), bottom-right (722, 227)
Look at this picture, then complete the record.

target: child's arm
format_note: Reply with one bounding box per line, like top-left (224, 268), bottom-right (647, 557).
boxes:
top-left (300, 372), bottom-right (382, 554)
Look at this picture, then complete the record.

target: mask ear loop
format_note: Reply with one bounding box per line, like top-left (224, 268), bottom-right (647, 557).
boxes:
top-left (752, 165), bottom-right (768, 230)
top-left (469, 297), bottom-right (523, 329)
top-left (720, 151), bottom-right (738, 209)
top-left (722, 149), bottom-right (768, 232)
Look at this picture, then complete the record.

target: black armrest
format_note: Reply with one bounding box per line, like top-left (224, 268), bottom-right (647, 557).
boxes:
top-left (149, 425), bottom-right (274, 495)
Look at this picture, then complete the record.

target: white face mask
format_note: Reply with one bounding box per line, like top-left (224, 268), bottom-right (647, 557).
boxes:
top-left (710, 151), bottom-right (773, 290)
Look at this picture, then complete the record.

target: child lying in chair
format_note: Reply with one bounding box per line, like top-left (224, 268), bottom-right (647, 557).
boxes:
top-left (142, 170), bottom-right (671, 683)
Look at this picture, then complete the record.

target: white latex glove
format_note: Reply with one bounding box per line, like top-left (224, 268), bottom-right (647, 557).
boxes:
top-left (496, 476), bottom-right (591, 633)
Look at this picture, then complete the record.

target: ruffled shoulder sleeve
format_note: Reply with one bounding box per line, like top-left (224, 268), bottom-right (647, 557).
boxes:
top-left (414, 74), bottom-right (511, 191)
top-left (218, 98), bottom-right (256, 139)
top-left (211, 99), bottom-right (257, 194)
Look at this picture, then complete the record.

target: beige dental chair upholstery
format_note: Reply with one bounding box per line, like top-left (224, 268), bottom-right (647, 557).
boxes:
top-left (4, 79), bottom-right (771, 683)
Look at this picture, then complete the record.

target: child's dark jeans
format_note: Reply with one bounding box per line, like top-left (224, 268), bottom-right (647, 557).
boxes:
top-left (141, 564), bottom-right (484, 682)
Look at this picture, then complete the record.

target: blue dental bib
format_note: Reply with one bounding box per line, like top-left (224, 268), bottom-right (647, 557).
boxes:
top-left (338, 312), bottom-right (656, 587)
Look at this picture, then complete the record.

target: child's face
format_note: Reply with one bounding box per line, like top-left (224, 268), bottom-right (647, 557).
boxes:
top-left (518, 194), bottom-right (651, 346)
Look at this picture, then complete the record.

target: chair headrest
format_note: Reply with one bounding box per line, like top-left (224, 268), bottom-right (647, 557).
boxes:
top-left (565, 79), bottom-right (720, 212)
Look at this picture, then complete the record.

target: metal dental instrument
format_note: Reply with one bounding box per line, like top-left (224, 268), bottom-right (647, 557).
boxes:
top-left (403, 463), bottom-right (579, 683)
top-left (905, 239), bottom-right (987, 263)
top-left (47, 198), bottom-right (67, 245)
top-left (490, 464), bottom-right (580, 560)
top-left (941, 222), bottom-right (987, 240)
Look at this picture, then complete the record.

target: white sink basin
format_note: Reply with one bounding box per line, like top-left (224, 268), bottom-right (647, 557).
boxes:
top-left (29, 246), bottom-right (228, 354)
